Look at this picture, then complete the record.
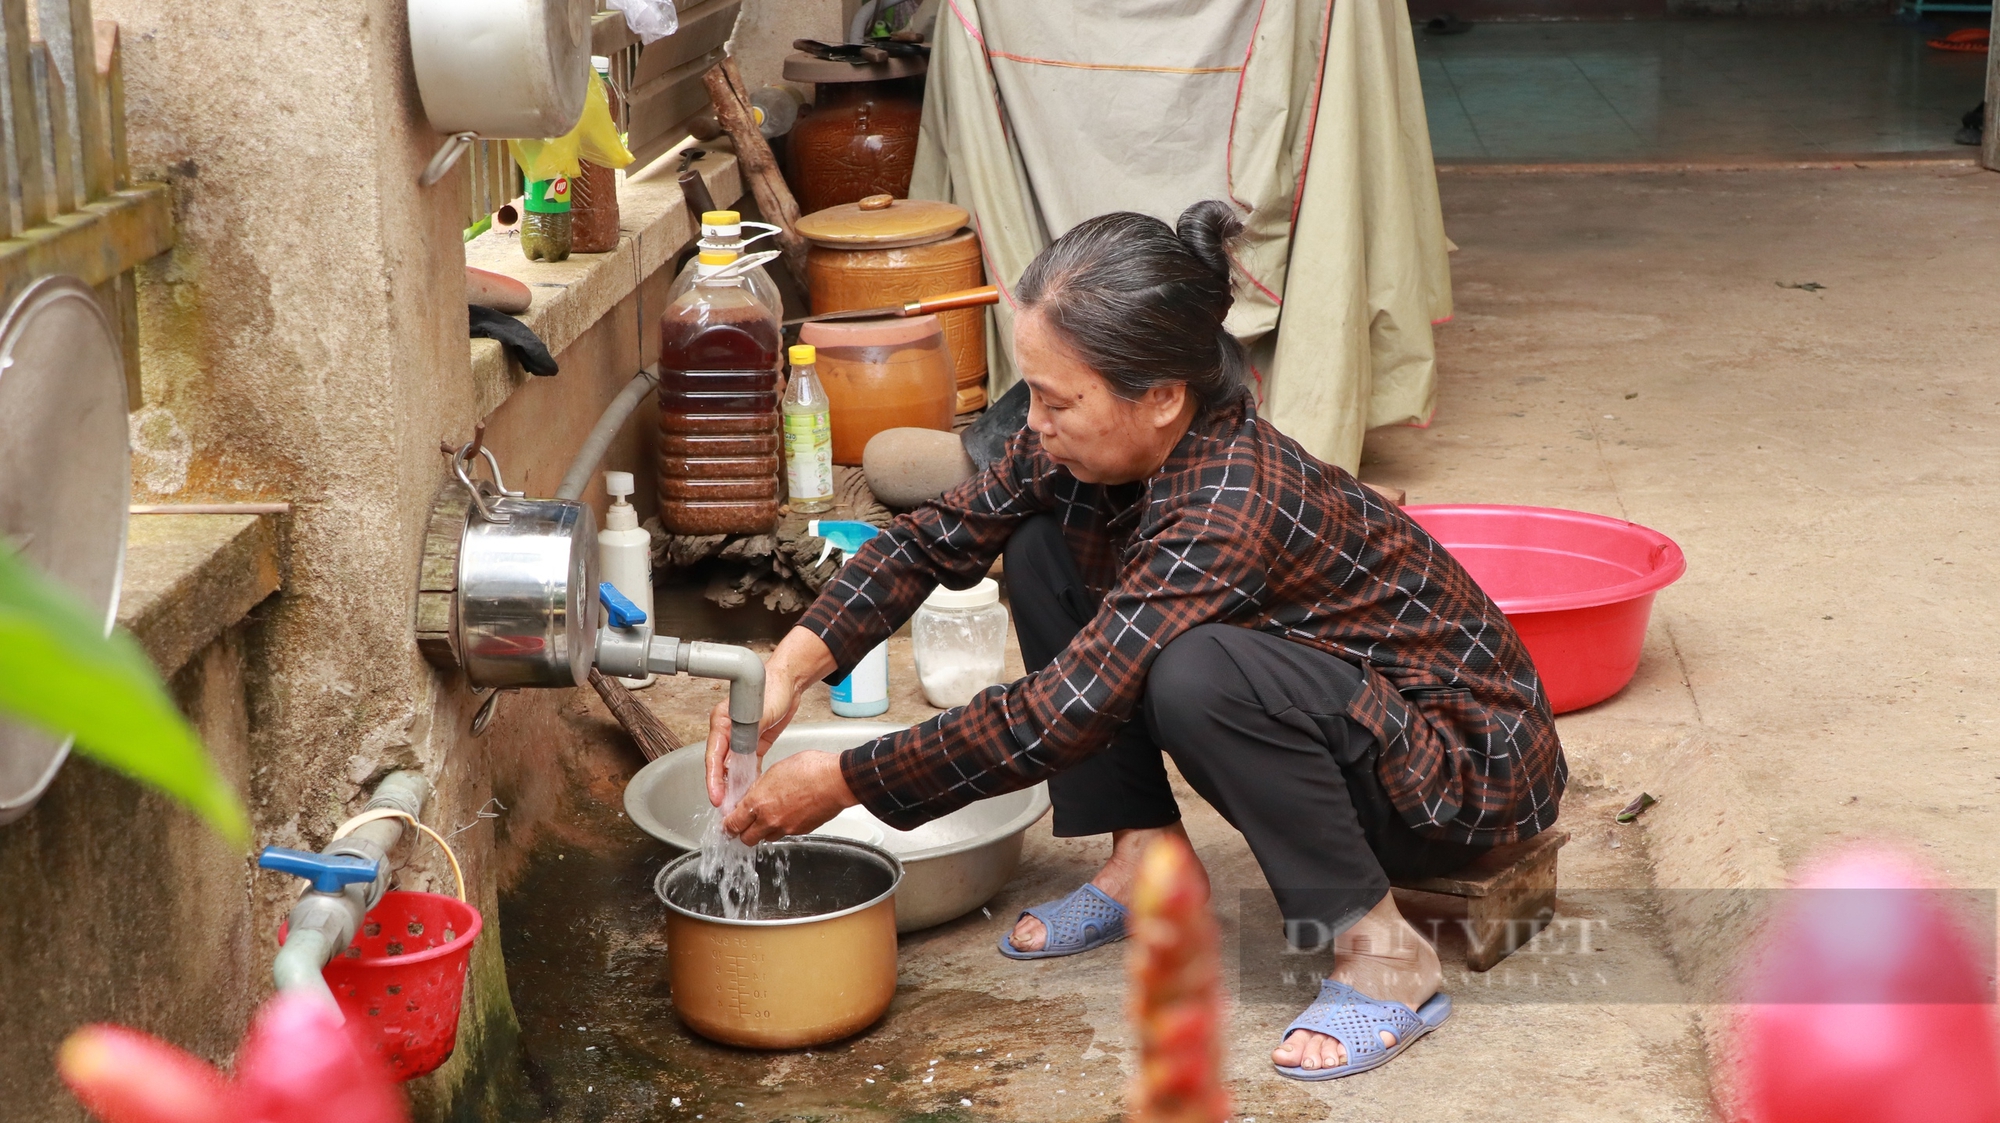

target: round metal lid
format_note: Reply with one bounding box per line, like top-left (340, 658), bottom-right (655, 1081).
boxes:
top-left (796, 195), bottom-right (968, 250)
top-left (781, 52), bottom-right (927, 85)
top-left (0, 277), bottom-right (130, 823)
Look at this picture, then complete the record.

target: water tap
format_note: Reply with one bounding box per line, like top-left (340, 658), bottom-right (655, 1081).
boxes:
top-left (257, 847), bottom-right (383, 895)
top-left (592, 583), bottom-right (765, 755)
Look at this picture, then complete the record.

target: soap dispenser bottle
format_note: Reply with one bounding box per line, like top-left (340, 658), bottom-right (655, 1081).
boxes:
top-left (599, 470), bottom-right (654, 687)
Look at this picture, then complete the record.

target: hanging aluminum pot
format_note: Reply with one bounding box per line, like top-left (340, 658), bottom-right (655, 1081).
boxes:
top-left (408, 0), bottom-right (593, 185)
top-left (449, 445), bottom-right (599, 689)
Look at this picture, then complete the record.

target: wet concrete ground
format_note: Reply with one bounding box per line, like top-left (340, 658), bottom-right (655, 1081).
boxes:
top-left (504, 639), bottom-right (1708, 1122)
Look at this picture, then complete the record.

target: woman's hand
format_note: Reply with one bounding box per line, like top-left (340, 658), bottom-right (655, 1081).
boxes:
top-left (704, 627), bottom-right (838, 808)
top-left (722, 750), bottom-right (858, 845)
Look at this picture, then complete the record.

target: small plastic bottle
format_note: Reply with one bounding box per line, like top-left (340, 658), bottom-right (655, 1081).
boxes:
top-left (750, 86), bottom-right (804, 138)
top-left (598, 471), bottom-right (654, 687)
top-left (782, 344), bottom-right (834, 514)
top-left (809, 517), bottom-right (890, 717)
top-left (521, 175), bottom-right (574, 262)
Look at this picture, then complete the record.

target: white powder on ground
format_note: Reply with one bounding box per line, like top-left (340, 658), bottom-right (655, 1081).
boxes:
top-left (918, 658), bottom-right (1005, 709)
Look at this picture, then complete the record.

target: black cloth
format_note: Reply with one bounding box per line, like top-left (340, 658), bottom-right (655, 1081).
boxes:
top-left (469, 305), bottom-right (558, 376)
top-left (1004, 513), bottom-right (1488, 935)
top-left (959, 377), bottom-right (1029, 469)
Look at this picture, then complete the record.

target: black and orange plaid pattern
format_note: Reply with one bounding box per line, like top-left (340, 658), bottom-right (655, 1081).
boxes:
top-left (801, 400), bottom-right (1565, 845)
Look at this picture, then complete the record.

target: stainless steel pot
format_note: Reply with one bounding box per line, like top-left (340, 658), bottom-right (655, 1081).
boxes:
top-left (452, 448), bottom-right (598, 688)
top-left (409, 0), bottom-right (592, 185)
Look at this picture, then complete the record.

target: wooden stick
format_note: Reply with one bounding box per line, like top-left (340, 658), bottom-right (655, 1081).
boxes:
top-left (701, 58), bottom-right (807, 285)
top-left (589, 667), bottom-right (681, 763)
top-left (130, 503), bottom-right (292, 516)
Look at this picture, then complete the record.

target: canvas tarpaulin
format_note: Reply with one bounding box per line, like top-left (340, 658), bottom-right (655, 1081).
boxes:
top-left (908, 0), bottom-right (1452, 471)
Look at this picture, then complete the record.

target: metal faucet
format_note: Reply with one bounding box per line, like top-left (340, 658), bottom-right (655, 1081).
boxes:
top-left (592, 584), bottom-right (765, 757)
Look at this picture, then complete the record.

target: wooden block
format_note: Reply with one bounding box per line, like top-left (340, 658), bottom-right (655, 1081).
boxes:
top-left (1392, 829), bottom-right (1567, 972)
top-left (419, 487), bottom-right (471, 592)
top-left (1360, 480), bottom-right (1407, 507)
top-left (415, 591), bottom-right (458, 669)
top-left (415, 486), bottom-right (471, 669)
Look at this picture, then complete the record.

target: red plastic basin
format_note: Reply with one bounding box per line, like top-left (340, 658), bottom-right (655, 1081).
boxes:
top-left (1402, 504), bottom-right (1686, 714)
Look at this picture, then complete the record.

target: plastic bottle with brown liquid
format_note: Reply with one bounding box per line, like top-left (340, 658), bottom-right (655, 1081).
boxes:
top-left (658, 249), bottom-right (783, 535)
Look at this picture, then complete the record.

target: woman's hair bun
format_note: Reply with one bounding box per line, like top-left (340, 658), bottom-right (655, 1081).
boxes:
top-left (1176, 199), bottom-right (1244, 285)
top-left (1015, 199), bottom-right (1251, 416)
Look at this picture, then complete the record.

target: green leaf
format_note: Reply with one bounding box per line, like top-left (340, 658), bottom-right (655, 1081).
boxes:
top-left (0, 547), bottom-right (249, 847)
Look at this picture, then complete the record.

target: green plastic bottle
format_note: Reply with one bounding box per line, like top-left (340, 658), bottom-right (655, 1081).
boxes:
top-left (520, 175), bottom-right (573, 262)
top-left (782, 344), bottom-right (834, 514)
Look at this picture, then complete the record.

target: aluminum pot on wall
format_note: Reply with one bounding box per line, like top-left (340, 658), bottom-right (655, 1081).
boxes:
top-left (0, 277), bottom-right (130, 824)
top-left (409, 0), bottom-right (593, 185)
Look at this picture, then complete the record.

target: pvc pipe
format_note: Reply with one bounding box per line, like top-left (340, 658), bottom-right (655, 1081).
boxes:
top-left (272, 771), bottom-right (432, 1014)
top-left (271, 926), bottom-right (340, 1012)
top-left (848, 0), bottom-right (880, 43)
top-left (684, 641), bottom-right (765, 722)
top-left (556, 370), bottom-right (772, 755)
top-left (555, 368), bottom-right (660, 502)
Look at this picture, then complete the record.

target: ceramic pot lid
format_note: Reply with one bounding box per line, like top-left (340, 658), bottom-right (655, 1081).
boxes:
top-left (0, 276), bottom-right (130, 824)
top-left (799, 313), bottom-right (944, 349)
top-left (796, 195), bottom-right (968, 250)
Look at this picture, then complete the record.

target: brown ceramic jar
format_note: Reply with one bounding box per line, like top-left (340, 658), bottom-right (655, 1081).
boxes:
top-left (799, 314), bottom-right (956, 465)
top-left (783, 53), bottom-right (927, 213)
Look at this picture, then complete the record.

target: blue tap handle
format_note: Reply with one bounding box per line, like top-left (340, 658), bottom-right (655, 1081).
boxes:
top-left (257, 846), bottom-right (382, 894)
top-left (598, 581), bottom-right (647, 628)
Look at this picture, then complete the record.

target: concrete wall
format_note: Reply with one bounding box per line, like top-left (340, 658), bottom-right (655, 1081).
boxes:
top-left (0, 0), bottom-right (686, 1119)
top-left (733, 0), bottom-right (845, 97)
top-left (0, 634), bottom-right (262, 1121)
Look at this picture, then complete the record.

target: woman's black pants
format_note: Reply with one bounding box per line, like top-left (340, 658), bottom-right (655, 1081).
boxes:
top-left (1005, 514), bottom-right (1485, 938)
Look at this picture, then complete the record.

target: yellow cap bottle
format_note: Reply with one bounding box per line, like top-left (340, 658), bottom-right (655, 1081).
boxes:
top-left (789, 344), bottom-right (816, 366)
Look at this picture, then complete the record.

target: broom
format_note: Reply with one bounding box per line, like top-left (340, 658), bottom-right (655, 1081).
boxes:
top-left (588, 667), bottom-right (681, 762)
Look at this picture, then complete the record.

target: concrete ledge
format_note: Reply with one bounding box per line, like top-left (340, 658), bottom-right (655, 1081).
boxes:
top-left (118, 513), bottom-right (282, 676)
top-left (463, 146), bottom-right (744, 419)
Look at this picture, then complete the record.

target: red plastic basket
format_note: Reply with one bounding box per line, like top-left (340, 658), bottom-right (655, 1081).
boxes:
top-left (321, 891), bottom-right (482, 1080)
top-left (277, 812), bottom-right (482, 1082)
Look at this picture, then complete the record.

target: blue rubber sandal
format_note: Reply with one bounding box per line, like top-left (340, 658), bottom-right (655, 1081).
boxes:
top-left (1272, 979), bottom-right (1452, 1080)
top-left (996, 884), bottom-right (1129, 960)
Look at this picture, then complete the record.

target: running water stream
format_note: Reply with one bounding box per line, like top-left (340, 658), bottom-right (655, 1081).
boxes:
top-left (696, 750), bottom-right (761, 919)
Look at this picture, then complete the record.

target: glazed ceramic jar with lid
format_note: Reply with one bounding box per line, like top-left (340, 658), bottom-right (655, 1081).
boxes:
top-left (783, 51), bottom-right (926, 212)
top-left (797, 195), bottom-right (989, 414)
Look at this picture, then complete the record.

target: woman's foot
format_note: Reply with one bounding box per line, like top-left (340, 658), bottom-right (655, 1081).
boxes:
top-left (1007, 824), bottom-right (1207, 952)
top-left (1271, 893), bottom-right (1442, 1072)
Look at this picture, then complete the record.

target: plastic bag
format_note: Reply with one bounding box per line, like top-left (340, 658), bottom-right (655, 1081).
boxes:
top-left (574, 70), bottom-right (635, 170)
top-left (510, 71), bottom-right (634, 182)
top-left (608, 0), bottom-right (678, 43)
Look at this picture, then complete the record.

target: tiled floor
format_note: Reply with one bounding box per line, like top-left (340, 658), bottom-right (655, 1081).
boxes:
top-left (1417, 19), bottom-right (1989, 162)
